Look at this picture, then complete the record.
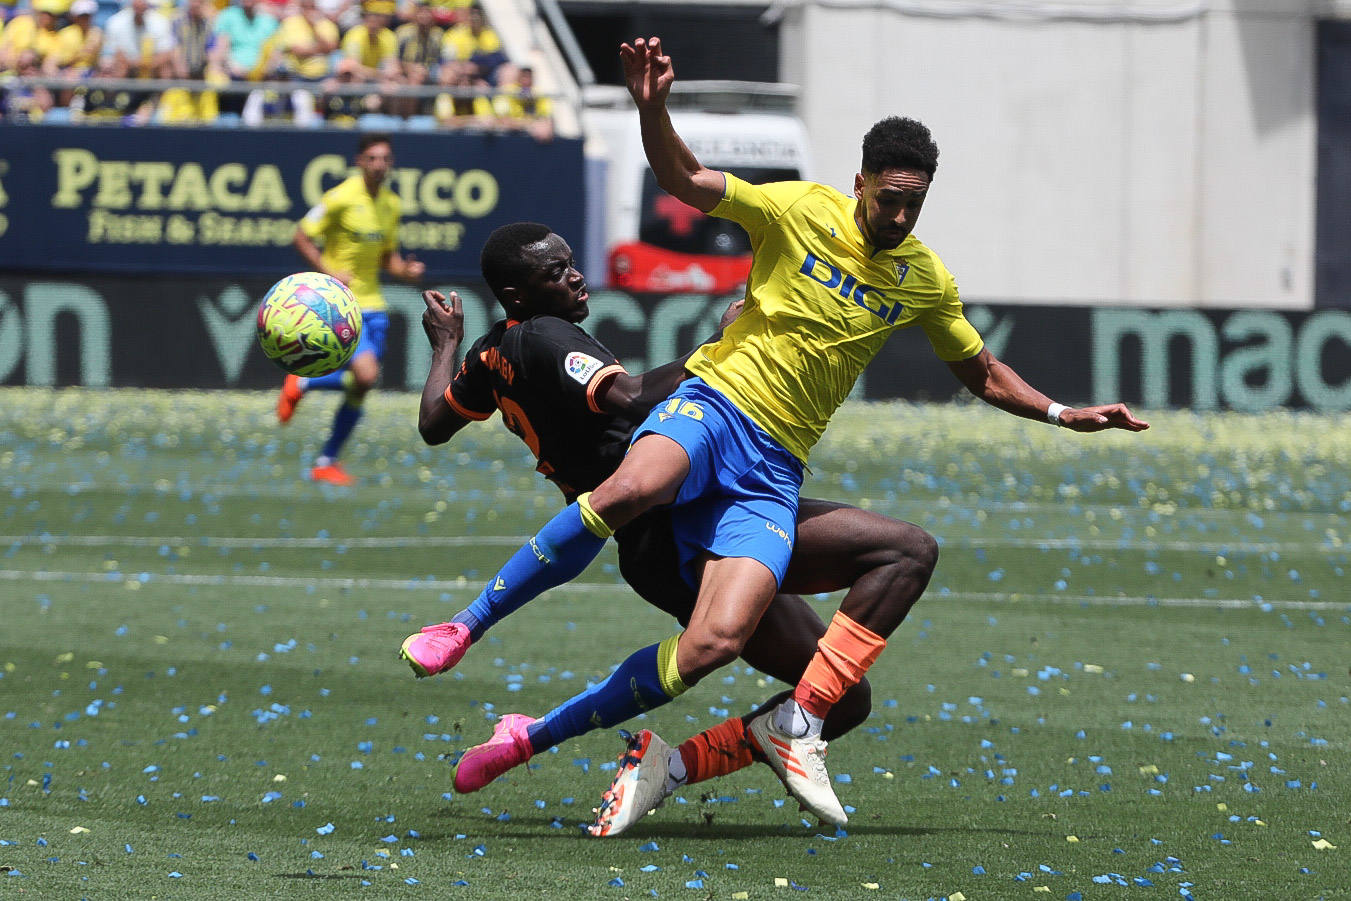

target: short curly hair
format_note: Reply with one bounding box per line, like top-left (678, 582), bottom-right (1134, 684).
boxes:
top-left (480, 221), bottom-right (554, 302)
top-left (861, 117), bottom-right (939, 179)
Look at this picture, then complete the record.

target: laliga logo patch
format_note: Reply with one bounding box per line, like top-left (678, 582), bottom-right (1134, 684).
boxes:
top-left (565, 352), bottom-right (603, 385)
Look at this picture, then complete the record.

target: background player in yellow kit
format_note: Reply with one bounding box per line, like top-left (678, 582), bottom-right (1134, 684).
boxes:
top-left (277, 132), bottom-right (425, 485)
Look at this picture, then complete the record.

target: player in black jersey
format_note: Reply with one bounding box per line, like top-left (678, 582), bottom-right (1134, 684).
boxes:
top-left (404, 222), bottom-right (938, 832)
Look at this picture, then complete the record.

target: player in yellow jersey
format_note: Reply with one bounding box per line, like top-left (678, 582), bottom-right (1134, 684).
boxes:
top-left (277, 133), bottom-right (425, 485)
top-left (403, 36), bottom-right (1148, 825)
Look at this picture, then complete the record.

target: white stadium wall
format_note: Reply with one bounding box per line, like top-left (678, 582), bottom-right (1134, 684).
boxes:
top-left (777, 0), bottom-right (1318, 309)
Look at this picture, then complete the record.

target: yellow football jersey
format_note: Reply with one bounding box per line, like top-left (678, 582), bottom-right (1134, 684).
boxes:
top-left (687, 173), bottom-right (984, 463)
top-left (341, 24), bottom-right (397, 70)
top-left (277, 15), bottom-right (339, 80)
top-left (299, 175), bottom-right (400, 312)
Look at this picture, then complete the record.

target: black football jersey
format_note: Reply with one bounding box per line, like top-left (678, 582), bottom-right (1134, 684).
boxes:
top-left (446, 316), bottom-right (639, 500)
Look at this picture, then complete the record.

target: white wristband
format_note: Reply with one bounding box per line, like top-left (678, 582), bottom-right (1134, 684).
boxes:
top-left (1046, 403), bottom-right (1069, 425)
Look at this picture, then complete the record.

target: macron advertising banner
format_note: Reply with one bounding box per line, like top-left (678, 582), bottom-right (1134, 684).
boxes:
top-left (1, 274), bottom-right (1349, 413)
top-left (0, 124), bottom-right (584, 278)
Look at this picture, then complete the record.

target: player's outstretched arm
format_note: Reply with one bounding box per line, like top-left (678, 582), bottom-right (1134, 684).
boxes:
top-left (947, 348), bottom-right (1149, 433)
top-left (620, 36), bottom-right (726, 213)
top-left (418, 290), bottom-right (473, 445)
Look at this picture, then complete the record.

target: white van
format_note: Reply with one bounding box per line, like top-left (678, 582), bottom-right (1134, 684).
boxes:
top-left (583, 85), bottom-right (812, 293)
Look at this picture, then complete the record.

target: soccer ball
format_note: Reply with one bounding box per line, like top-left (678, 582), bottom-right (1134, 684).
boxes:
top-left (257, 272), bottom-right (362, 377)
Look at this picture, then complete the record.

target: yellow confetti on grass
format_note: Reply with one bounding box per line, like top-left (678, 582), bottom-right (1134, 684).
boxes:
top-left (732, 893), bottom-right (749, 900)
top-left (775, 877), bottom-right (789, 887)
top-left (1312, 839), bottom-right (1337, 850)
top-left (1066, 835), bottom-right (1080, 843)
top-left (1033, 887), bottom-right (1051, 893)
top-left (861, 883), bottom-right (879, 890)
top-left (55, 652), bottom-right (74, 664)
top-left (947, 893), bottom-right (966, 901)
top-left (69, 826), bottom-right (90, 834)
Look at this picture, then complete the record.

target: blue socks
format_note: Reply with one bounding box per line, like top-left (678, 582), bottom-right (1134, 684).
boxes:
top-left (454, 496), bottom-right (611, 642)
top-left (526, 635), bottom-right (688, 754)
top-left (306, 368), bottom-right (351, 391)
top-left (320, 401), bottom-right (363, 462)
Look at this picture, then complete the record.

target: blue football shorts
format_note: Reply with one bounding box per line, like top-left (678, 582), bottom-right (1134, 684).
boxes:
top-left (352, 310), bottom-right (390, 364)
top-left (631, 377), bottom-right (803, 589)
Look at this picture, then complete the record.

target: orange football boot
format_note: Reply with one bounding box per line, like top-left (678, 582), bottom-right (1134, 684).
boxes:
top-left (309, 462), bottom-right (354, 486)
top-left (277, 375), bottom-right (304, 424)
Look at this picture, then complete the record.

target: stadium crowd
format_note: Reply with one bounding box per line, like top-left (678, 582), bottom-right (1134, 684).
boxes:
top-left (0, 0), bottom-right (554, 135)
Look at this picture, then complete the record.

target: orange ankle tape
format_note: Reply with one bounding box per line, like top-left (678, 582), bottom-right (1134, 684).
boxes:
top-left (677, 717), bottom-right (755, 785)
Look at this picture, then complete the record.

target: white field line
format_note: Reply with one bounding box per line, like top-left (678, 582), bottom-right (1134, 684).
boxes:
top-left (0, 534), bottom-right (524, 548)
top-left (0, 568), bottom-right (1345, 612)
top-left (0, 534), bottom-right (1341, 554)
top-left (19, 482), bottom-right (1347, 521)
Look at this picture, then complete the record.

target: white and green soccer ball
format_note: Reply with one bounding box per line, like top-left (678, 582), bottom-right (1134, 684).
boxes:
top-left (256, 272), bottom-right (363, 377)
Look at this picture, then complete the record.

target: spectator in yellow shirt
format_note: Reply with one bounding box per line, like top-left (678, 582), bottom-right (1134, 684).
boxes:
top-left (393, 0), bottom-right (441, 116)
top-left (0, 1), bottom-right (64, 73)
top-left (46, 0), bottom-right (103, 76)
top-left (337, 0), bottom-right (397, 81)
top-left (491, 63), bottom-right (553, 141)
top-left (261, 0), bottom-right (337, 123)
top-left (274, 0), bottom-right (338, 80)
top-left (41, 0), bottom-right (100, 120)
top-left (442, 2), bottom-right (503, 84)
top-left (332, 0), bottom-right (398, 114)
top-left (433, 51), bottom-right (492, 128)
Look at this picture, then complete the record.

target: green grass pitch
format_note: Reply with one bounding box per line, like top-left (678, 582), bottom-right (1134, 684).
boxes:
top-left (1, 388), bottom-right (1347, 899)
